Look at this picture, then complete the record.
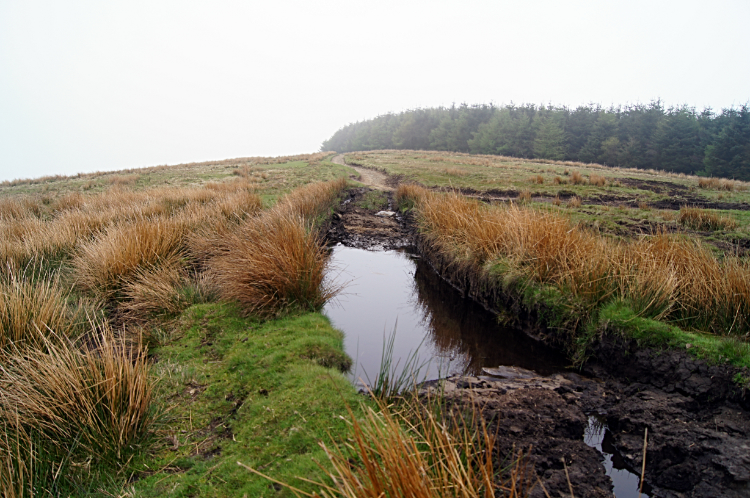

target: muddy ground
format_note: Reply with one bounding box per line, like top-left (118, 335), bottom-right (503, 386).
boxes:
top-left (327, 187), bottom-right (750, 498)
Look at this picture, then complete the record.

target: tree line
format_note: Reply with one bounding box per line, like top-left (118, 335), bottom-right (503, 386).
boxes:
top-left (321, 102), bottom-right (750, 180)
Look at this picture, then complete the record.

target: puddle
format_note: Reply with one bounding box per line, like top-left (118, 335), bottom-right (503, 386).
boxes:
top-left (323, 245), bottom-right (567, 388)
top-left (584, 416), bottom-right (652, 498)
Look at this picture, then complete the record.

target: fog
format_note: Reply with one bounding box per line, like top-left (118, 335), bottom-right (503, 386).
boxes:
top-left (1, 0), bottom-right (748, 181)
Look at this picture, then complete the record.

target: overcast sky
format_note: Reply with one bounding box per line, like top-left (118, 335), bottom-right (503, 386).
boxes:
top-left (1, 0), bottom-right (748, 182)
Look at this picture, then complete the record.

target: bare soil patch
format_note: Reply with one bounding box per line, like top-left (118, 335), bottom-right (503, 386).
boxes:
top-left (325, 187), bottom-right (412, 250)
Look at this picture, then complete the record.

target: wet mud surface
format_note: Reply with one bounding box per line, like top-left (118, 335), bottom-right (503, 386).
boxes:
top-left (325, 188), bottom-right (413, 250)
top-left (326, 187), bottom-right (750, 497)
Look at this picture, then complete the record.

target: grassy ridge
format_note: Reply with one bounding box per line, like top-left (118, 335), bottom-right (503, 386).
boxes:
top-left (397, 184), bottom-right (750, 370)
top-left (134, 305), bottom-right (359, 497)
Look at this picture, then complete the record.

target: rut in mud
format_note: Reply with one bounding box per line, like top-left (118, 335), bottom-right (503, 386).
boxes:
top-left (327, 169), bottom-right (750, 496)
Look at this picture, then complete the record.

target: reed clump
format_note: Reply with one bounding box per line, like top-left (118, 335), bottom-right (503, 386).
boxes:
top-left (72, 217), bottom-right (187, 300)
top-left (0, 328), bottom-right (154, 491)
top-left (570, 171), bottom-right (585, 185)
top-left (0, 269), bottom-right (90, 350)
top-left (398, 185), bottom-right (750, 336)
top-left (277, 177), bottom-right (347, 219)
top-left (588, 173), bottom-right (606, 186)
top-left (679, 206), bottom-right (737, 231)
top-left (205, 209), bottom-right (336, 317)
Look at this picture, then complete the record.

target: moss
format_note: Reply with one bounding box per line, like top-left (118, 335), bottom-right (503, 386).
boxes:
top-left (132, 304), bottom-right (366, 498)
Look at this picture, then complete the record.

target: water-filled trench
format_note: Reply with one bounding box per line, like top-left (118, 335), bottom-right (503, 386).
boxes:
top-left (323, 244), bottom-right (650, 498)
top-left (323, 245), bottom-right (566, 386)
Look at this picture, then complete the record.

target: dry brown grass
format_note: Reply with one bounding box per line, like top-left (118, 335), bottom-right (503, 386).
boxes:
top-left (698, 177), bottom-right (741, 191)
top-left (398, 186), bottom-right (750, 335)
top-left (553, 176), bottom-right (564, 185)
top-left (119, 254), bottom-right (193, 322)
top-left (0, 270), bottom-right (92, 350)
top-left (71, 217), bottom-right (187, 300)
top-left (530, 175), bottom-right (544, 185)
top-left (588, 173), bottom-right (606, 186)
top-left (277, 177), bottom-right (347, 219)
top-left (568, 196), bottom-right (582, 208)
top-left (569, 171), bottom-right (585, 185)
top-left (679, 206), bottom-right (737, 231)
top-left (445, 168), bottom-right (468, 177)
top-left (205, 208), bottom-right (336, 317)
top-left (0, 328), bottom-right (154, 486)
top-left (518, 189), bottom-right (532, 203)
top-left (243, 394), bottom-right (532, 498)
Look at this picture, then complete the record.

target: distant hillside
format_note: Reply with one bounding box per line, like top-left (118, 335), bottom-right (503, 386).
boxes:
top-left (322, 102), bottom-right (750, 181)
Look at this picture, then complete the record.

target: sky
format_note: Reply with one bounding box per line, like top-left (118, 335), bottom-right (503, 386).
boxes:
top-left (1, 0), bottom-right (749, 182)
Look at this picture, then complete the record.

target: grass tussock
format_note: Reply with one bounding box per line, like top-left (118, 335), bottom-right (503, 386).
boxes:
top-left (0, 328), bottom-right (154, 492)
top-left (277, 177), bottom-right (348, 219)
top-left (398, 186), bottom-right (750, 336)
top-left (0, 269), bottom-right (91, 350)
top-left (588, 173), bottom-right (606, 186)
top-left (569, 171), bottom-right (585, 185)
top-left (72, 217), bottom-right (187, 300)
top-left (205, 209), bottom-right (336, 317)
top-left (679, 206), bottom-right (737, 231)
top-left (445, 167), bottom-right (468, 177)
top-left (698, 177), bottom-right (738, 191)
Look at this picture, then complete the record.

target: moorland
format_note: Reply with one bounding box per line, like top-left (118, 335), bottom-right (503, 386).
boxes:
top-left (1, 148), bottom-right (749, 497)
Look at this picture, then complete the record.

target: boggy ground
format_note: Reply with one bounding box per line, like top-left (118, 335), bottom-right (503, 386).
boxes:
top-left (328, 186), bottom-right (750, 497)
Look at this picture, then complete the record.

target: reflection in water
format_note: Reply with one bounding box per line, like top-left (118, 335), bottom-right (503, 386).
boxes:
top-left (410, 257), bottom-right (568, 376)
top-left (585, 416), bottom-right (652, 498)
top-left (323, 245), bottom-right (567, 388)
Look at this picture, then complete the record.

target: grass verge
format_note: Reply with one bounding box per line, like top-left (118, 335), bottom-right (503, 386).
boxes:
top-left (397, 185), bottom-right (750, 374)
top-left (132, 304), bottom-right (360, 497)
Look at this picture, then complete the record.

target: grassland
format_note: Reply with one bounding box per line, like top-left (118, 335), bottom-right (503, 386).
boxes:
top-left (0, 154), bottom-right (370, 497)
top-left (353, 151), bottom-right (750, 368)
top-left (3, 148), bottom-right (749, 496)
top-left (347, 150), bottom-right (750, 256)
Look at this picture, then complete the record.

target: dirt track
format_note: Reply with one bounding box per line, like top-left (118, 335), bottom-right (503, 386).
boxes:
top-left (332, 154), bottom-right (393, 191)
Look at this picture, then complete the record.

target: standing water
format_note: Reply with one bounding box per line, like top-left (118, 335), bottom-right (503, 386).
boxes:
top-left (323, 245), bottom-right (567, 388)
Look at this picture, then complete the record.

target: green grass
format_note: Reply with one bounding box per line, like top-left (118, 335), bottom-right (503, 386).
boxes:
top-left (132, 304), bottom-right (364, 498)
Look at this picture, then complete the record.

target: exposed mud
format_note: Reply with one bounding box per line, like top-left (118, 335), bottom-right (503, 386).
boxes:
top-left (328, 185), bottom-right (750, 497)
top-left (325, 188), bottom-right (413, 250)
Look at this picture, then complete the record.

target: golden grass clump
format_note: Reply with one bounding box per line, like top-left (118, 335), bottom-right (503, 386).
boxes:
top-left (277, 177), bottom-right (347, 219)
top-left (529, 174), bottom-right (544, 184)
top-left (553, 176), bottom-right (564, 185)
top-left (72, 217), bottom-right (187, 300)
top-left (569, 171), bottom-right (585, 185)
top-left (205, 209), bottom-right (337, 316)
top-left (0, 328), bottom-right (154, 487)
top-left (589, 173), bottom-right (606, 186)
top-left (698, 177), bottom-right (737, 191)
top-left (518, 189), bottom-right (532, 203)
top-left (119, 254), bottom-right (192, 322)
top-left (445, 167), bottom-right (468, 177)
top-left (679, 206), bottom-right (737, 231)
top-left (0, 270), bottom-right (89, 350)
top-left (568, 196), bottom-right (582, 208)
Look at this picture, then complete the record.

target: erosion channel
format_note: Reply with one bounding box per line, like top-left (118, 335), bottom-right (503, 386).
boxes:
top-left (324, 184), bottom-right (750, 498)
